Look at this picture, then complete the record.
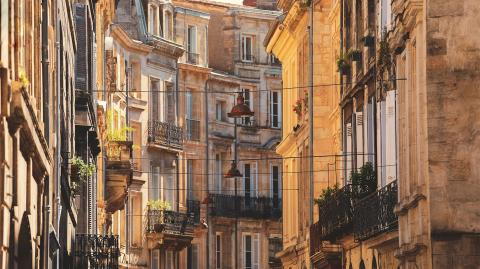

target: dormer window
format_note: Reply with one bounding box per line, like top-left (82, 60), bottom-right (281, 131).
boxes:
top-left (164, 10), bottom-right (172, 40)
top-left (148, 4), bottom-right (159, 36)
top-left (148, 4), bottom-right (173, 40)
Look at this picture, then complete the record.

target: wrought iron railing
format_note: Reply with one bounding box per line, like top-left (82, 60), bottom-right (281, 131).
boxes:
top-left (186, 119), bottom-right (200, 141)
top-left (74, 234), bottom-right (120, 269)
top-left (187, 52), bottom-right (199, 65)
top-left (147, 120), bottom-right (183, 149)
top-left (146, 209), bottom-right (195, 236)
top-left (208, 194), bottom-right (282, 220)
top-left (310, 184), bottom-right (374, 255)
top-left (353, 180), bottom-right (398, 241)
top-left (187, 199), bottom-right (201, 224)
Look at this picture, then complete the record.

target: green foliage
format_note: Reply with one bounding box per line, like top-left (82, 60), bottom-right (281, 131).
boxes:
top-left (336, 54), bottom-right (351, 72)
top-left (106, 108), bottom-right (134, 141)
top-left (378, 29), bottom-right (391, 67)
top-left (147, 200), bottom-right (172, 211)
top-left (314, 184), bottom-right (339, 207)
top-left (347, 48), bottom-right (362, 60)
top-left (70, 156), bottom-right (96, 195)
top-left (350, 162), bottom-right (377, 197)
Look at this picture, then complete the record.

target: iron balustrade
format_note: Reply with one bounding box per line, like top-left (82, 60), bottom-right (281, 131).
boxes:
top-left (74, 234), bottom-right (120, 269)
top-left (146, 209), bottom-right (195, 236)
top-left (310, 184), bottom-right (374, 255)
top-left (187, 199), bottom-right (201, 224)
top-left (186, 119), bottom-right (200, 141)
top-left (147, 120), bottom-right (183, 149)
top-left (353, 180), bottom-right (398, 241)
top-left (208, 194), bottom-right (282, 219)
top-left (187, 52), bottom-right (199, 65)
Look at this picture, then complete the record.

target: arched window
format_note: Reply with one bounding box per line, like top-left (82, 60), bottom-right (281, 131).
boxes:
top-left (372, 257), bottom-right (378, 269)
top-left (359, 260), bottom-right (366, 269)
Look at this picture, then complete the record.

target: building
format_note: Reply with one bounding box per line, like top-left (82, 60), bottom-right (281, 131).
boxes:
top-left (265, 0), bottom-right (342, 268)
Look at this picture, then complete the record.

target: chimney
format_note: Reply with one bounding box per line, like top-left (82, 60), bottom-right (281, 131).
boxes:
top-left (243, 0), bottom-right (257, 7)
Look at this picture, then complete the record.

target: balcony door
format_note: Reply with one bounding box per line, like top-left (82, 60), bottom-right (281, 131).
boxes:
top-left (150, 159), bottom-right (177, 210)
top-left (243, 163), bottom-right (257, 206)
top-left (270, 165), bottom-right (281, 209)
top-left (242, 233), bottom-right (260, 269)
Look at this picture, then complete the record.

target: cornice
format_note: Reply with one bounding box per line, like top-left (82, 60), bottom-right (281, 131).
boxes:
top-left (111, 25), bottom-right (152, 54)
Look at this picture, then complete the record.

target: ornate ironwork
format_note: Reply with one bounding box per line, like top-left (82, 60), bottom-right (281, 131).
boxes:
top-left (74, 234), bottom-right (119, 269)
top-left (146, 209), bottom-right (195, 236)
top-left (310, 184), bottom-right (374, 255)
top-left (353, 180), bottom-right (398, 241)
top-left (187, 199), bottom-right (201, 224)
top-left (147, 120), bottom-right (183, 149)
top-left (208, 194), bottom-right (282, 220)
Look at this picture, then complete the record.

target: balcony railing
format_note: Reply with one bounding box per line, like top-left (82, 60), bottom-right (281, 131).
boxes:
top-left (208, 194), bottom-right (282, 220)
top-left (74, 234), bottom-right (119, 269)
top-left (147, 120), bottom-right (183, 149)
top-left (187, 199), bottom-right (201, 224)
top-left (186, 119), bottom-right (200, 141)
top-left (310, 184), bottom-right (374, 254)
top-left (353, 180), bottom-right (398, 241)
top-left (187, 52), bottom-right (199, 65)
top-left (146, 209), bottom-right (195, 236)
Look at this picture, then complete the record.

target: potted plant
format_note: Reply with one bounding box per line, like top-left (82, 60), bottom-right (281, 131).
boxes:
top-left (70, 156), bottom-right (96, 195)
top-left (336, 54), bottom-right (351, 75)
top-left (350, 162), bottom-right (377, 199)
top-left (347, 48), bottom-right (362, 62)
top-left (147, 200), bottom-right (172, 232)
top-left (314, 184), bottom-right (339, 212)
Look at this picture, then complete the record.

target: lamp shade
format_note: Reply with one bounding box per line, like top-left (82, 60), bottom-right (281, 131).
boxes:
top-left (224, 161), bottom-right (242, 178)
top-left (227, 94), bottom-right (254, 118)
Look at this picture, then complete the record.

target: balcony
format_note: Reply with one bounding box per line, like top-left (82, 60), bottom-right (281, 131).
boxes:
top-left (208, 194), bottom-right (282, 220)
top-left (187, 199), bottom-right (201, 224)
top-left (145, 209), bottom-right (195, 251)
top-left (147, 120), bottom-right (183, 150)
top-left (74, 234), bottom-right (120, 269)
top-left (105, 141), bottom-right (133, 213)
top-left (353, 180), bottom-right (398, 241)
top-left (185, 119), bottom-right (200, 142)
top-left (187, 52), bottom-right (199, 65)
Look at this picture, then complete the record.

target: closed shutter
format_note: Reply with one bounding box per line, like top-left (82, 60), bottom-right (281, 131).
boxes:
top-left (75, 4), bottom-right (87, 91)
top-left (385, 91), bottom-right (397, 184)
top-left (251, 162), bottom-right (257, 197)
top-left (253, 234), bottom-right (259, 269)
top-left (150, 166), bottom-right (160, 200)
top-left (345, 123), bottom-right (353, 181)
top-left (356, 112), bottom-right (364, 169)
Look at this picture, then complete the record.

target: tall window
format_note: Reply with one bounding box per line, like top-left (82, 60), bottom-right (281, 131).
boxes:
top-left (151, 249), bottom-right (160, 269)
top-left (241, 35), bottom-right (254, 62)
top-left (241, 88), bottom-right (253, 125)
top-left (150, 79), bottom-right (160, 120)
top-left (216, 100), bottom-right (226, 122)
top-left (243, 163), bottom-right (257, 202)
top-left (271, 165), bottom-right (281, 208)
top-left (187, 25), bottom-right (198, 64)
top-left (150, 160), bottom-right (176, 209)
top-left (164, 11), bottom-right (172, 40)
top-left (165, 83), bottom-right (175, 123)
top-left (187, 160), bottom-right (194, 200)
top-left (165, 251), bottom-right (175, 269)
top-left (271, 91), bottom-right (281, 128)
top-left (128, 193), bottom-right (142, 247)
top-left (214, 154), bottom-right (222, 193)
top-left (215, 233), bottom-right (222, 269)
top-left (149, 5), bottom-right (159, 36)
top-left (243, 234), bottom-right (259, 269)
top-left (188, 245), bottom-right (198, 269)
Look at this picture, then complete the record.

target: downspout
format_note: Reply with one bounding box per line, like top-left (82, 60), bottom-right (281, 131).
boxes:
top-left (55, 18), bottom-right (62, 269)
top-left (308, 0), bottom-right (315, 264)
top-left (204, 78), bottom-right (210, 269)
top-left (41, 0), bottom-right (50, 267)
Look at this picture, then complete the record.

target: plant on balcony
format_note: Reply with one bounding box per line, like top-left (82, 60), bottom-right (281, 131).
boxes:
top-left (300, 0), bottom-right (312, 8)
top-left (350, 162), bottom-right (377, 199)
top-left (147, 199), bottom-right (172, 211)
top-left (314, 184), bottom-right (339, 208)
top-left (19, 68), bottom-right (30, 86)
top-left (336, 54), bottom-right (351, 75)
top-left (70, 156), bottom-right (95, 194)
top-left (347, 48), bottom-right (362, 62)
top-left (378, 34), bottom-right (391, 68)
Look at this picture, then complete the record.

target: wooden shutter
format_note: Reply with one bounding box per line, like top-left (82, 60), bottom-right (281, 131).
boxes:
top-left (253, 234), bottom-right (259, 269)
top-left (74, 4), bottom-right (87, 91)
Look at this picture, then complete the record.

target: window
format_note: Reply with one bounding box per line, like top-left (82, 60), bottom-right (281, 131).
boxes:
top-left (187, 25), bottom-right (198, 64)
top-left (185, 91), bottom-right (200, 140)
top-left (268, 237), bottom-right (282, 264)
top-left (241, 35), bottom-right (254, 62)
top-left (129, 193), bottom-right (142, 247)
top-left (271, 91), bottom-right (281, 128)
top-left (188, 245), bottom-right (198, 269)
top-left (150, 160), bottom-right (177, 208)
top-left (165, 251), bottom-right (175, 269)
top-left (187, 160), bottom-right (194, 200)
top-left (243, 234), bottom-right (259, 269)
top-left (271, 165), bottom-right (281, 208)
top-left (150, 79), bottom-right (160, 120)
top-left (151, 249), bottom-right (160, 269)
top-left (164, 10), bottom-right (172, 40)
top-left (214, 154), bottom-right (222, 193)
top-left (216, 234), bottom-right (222, 269)
top-left (243, 163), bottom-right (257, 203)
top-left (165, 83), bottom-right (175, 123)
top-left (149, 5), bottom-right (158, 36)
top-left (216, 100), bottom-right (226, 122)
top-left (241, 88), bottom-right (253, 125)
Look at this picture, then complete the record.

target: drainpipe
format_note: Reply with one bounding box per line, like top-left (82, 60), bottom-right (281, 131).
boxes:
top-left (204, 78), bottom-right (210, 269)
top-left (308, 0), bottom-right (315, 265)
top-left (41, 0), bottom-right (50, 267)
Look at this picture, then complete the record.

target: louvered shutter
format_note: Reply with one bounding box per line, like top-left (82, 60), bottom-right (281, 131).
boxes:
top-left (75, 4), bottom-right (87, 91)
top-left (346, 123), bottom-right (353, 180)
top-left (251, 162), bottom-right (257, 197)
top-left (385, 91), bottom-right (397, 184)
top-left (356, 112), bottom-right (364, 169)
top-left (253, 234), bottom-right (259, 269)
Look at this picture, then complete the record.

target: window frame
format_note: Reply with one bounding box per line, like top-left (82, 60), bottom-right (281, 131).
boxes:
top-left (215, 233), bottom-right (222, 269)
top-left (271, 91), bottom-right (282, 128)
top-left (241, 34), bottom-right (255, 62)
